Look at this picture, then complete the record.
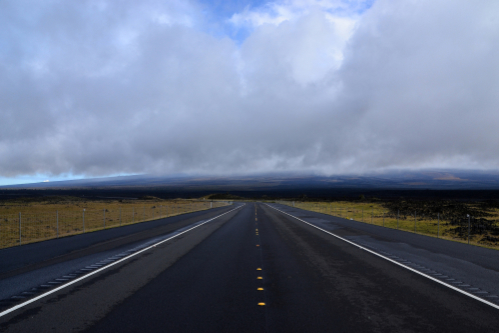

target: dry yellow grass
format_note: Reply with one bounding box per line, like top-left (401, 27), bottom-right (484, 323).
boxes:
top-left (0, 196), bottom-right (229, 249)
top-left (282, 201), bottom-right (499, 250)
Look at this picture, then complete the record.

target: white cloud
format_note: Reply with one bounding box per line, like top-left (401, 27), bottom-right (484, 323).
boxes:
top-left (0, 0), bottom-right (499, 179)
top-left (229, 0), bottom-right (368, 28)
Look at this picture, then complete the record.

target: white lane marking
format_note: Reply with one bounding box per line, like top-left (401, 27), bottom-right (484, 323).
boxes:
top-left (0, 204), bottom-right (244, 319)
top-left (265, 204), bottom-right (499, 310)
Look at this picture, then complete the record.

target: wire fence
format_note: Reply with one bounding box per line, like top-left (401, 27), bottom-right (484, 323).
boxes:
top-left (277, 201), bottom-right (499, 248)
top-left (0, 201), bottom-right (230, 249)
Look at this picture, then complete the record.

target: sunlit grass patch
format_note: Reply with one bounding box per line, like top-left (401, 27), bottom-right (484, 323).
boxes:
top-left (0, 197), bottom-right (228, 249)
top-left (282, 201), bottom-right (499, 250)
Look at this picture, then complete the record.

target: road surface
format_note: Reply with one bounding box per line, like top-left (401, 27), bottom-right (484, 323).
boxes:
top-left (0, 202), bottom-right (498, 332)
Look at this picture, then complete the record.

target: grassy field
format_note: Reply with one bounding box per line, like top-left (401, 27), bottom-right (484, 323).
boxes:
top-left (0, 196), bottom-right (229, 249)
top-left (280, 201), bottom-right (499, 250)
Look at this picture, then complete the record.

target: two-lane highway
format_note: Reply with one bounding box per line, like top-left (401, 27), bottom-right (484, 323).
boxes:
top-left (1, 203), bottom-right (498, 332)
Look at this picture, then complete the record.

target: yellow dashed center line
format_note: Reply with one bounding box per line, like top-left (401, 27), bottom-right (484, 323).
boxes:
top-left (255, 206), bottom-right (266, 307)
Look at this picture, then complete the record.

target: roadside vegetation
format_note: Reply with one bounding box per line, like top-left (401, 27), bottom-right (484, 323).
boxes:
top-left (0, 196), bottom-right (229, 249)
top-left (279, 197), bottom-right (499, 250)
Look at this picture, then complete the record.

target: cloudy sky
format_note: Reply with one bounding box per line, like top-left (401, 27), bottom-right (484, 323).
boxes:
top-left (1, 0), bottom-right (499, 185)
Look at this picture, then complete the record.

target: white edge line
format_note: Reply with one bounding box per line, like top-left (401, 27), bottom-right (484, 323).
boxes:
top-left (0, 204), bottom-right (245, 318)
top-left (265, 203), bottom-right (499, 310)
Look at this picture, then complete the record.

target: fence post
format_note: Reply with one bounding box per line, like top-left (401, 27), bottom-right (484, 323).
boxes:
top-left (133, 207), bottom-right (134, 223)
top-left (83, 209), bottom-right (85, 233)
top-left (468, 215), bottom-right (471, 244)
top-left (437, 213), bottom-right (440, 238)
top-left (397, 210), bottom-right (399, 229)
top-left (383, 210), bottom-right (385, 227)
top-left (57, 210), bottom-right (59, 238)
top-left (103, 209), bottom-right (106, 228)
top-left (143, 206), bottom-right (145, 221)
top-left (371, 207), bottom-right (373, 224)
top-left (414, 211), bottom-right (416, 233)
top-left (19, 212), bottom-right (21, 246)
top-left (120, 207), bottom-right (122, 226)
top-left (362, 208), bottom-right (364, 222)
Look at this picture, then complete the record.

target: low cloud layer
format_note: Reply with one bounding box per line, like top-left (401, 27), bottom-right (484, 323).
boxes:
top-left (1, 0), bottom-right (498, 178)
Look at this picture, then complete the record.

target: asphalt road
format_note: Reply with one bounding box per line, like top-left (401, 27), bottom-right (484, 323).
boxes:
top-left (0, 204), bottom-right (235, 302)
top-left (269, 203), bottom-right (499, 300)
top-left (1, 202), bottom-right (498, 332)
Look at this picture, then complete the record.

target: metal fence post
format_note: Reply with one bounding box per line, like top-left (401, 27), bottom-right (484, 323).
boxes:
top-left (103, 209), bottom-right (106, 228)
top-left (371, 207), bottom-right (373, 224)
top-left (397, 210), bottom-right (399, 229)
top-left (383, 210), bottom-right (385, 227)
top-left (57, 210), bottom-right (59, 238)
top-left (120, 207), bottom-right (122, 226)
top-left (468, 215), bottom-right (471, 244)
top-left (132, 207), bottom-right (134, 223)
top-left (83, 209), bottom-right (85, 233)
top-left (414, 211), bottom-right (416, 233)
top-left (437, 213), bottom-right (440, 238)
top-left (362, 208), bottom-right (364, 222)
top-left (19, 212), bottom-right (21, 246)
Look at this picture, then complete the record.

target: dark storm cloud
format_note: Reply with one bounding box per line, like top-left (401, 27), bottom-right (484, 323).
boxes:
top-left (0, 0), bottom-right (498, 178)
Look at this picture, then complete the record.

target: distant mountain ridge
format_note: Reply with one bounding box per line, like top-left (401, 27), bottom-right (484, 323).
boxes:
top-left (3, 170), bottom-right (499, 191)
